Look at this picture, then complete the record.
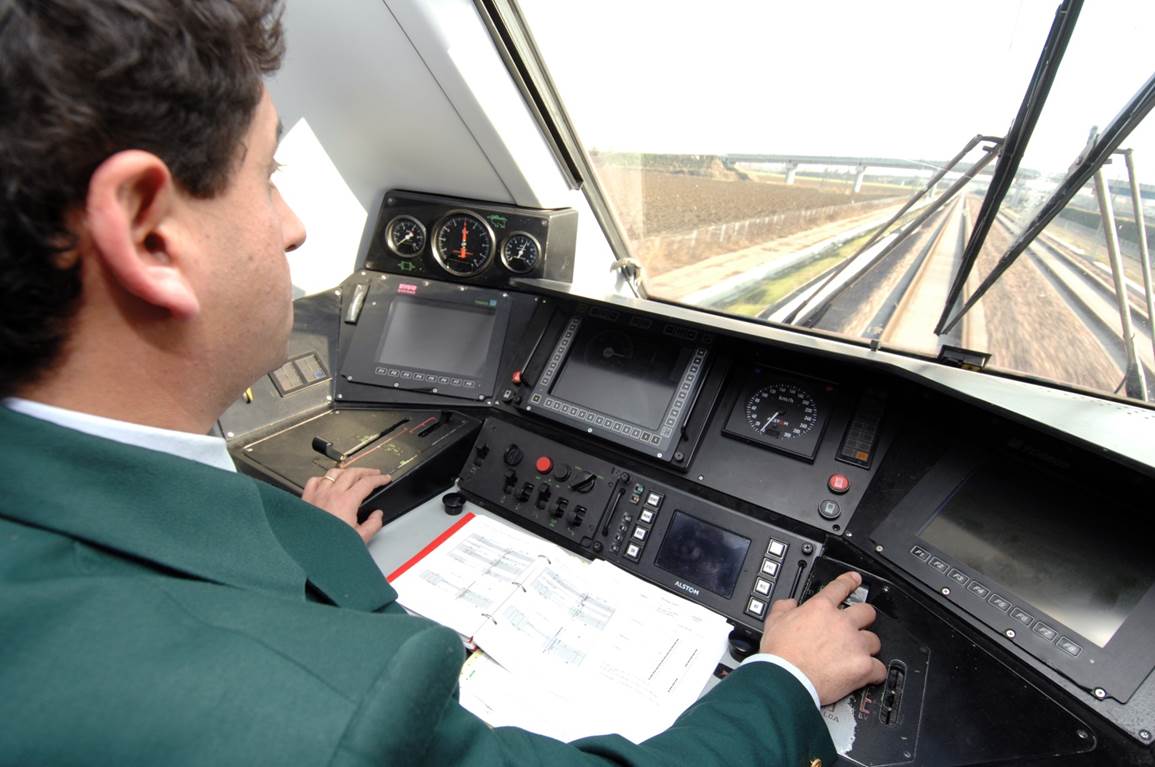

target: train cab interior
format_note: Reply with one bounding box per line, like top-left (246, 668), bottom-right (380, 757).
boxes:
top-left (222, 1), bottom-right (1155, 764)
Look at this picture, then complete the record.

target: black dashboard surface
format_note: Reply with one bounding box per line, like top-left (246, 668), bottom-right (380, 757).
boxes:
top-left (222, 248), bottom-right (1155, 765)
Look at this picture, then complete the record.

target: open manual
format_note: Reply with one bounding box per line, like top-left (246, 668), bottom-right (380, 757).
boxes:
top-left (389, 513), bottom-right (733, 743)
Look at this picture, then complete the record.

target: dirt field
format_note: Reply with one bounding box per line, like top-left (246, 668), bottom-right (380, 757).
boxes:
top-left (594, 164), bottom-right (898, 238)
top-left (592, 162), bottom-right (904, 276)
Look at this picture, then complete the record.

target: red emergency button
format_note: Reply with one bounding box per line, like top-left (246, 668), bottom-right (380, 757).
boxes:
top-left (827, 473), bottom-right (850, 494)
top-left (535, 456), bottom-right (553, 475)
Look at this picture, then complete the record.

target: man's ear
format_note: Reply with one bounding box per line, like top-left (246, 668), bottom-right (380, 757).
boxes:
top-left (83, 150), bottom-right (200, 318)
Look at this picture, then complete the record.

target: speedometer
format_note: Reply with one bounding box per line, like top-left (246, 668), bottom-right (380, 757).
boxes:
top-left (431, 210), bottom-right (495, 276)
top-left (745, 383), bottom-right (818, 439)
top-left (722, 367), bottom-right (835, 462)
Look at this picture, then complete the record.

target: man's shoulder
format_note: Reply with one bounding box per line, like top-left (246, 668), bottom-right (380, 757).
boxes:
top-left (0, 553), bottom-right (464, 765)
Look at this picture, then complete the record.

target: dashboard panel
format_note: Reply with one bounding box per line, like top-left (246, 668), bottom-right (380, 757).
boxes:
top-left (221, 193), bottom-right (1155, 765)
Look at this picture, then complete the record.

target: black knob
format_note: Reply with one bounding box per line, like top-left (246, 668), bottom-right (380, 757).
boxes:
top-left (473, 442), bottom-right (490, 465)
top-left (727, 627), bottom-right (759, 662)
top-left (442, 492), bottom-right (466, 516)
top-left (571, 471), bottom-right (597, 493)
top-left (592, 541), bottom-right (603, 554)
top-left (555, 463), bottom-right (572, 481)
top-left (504, 444), bottom-right (524, 466)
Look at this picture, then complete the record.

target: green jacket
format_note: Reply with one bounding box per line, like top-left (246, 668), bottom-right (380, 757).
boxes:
top-left (0, 406), bottom-right (835, 766)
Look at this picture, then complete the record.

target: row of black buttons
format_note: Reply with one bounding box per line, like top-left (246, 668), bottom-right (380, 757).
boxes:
top-left (374, 366), bottom-right (477, 388)
top-left (540, 397), bottom-right (664, 446)
top-left (910, 545), bottom-right (1082, 658)
top-left (745, 537), bottom-right (791, 619)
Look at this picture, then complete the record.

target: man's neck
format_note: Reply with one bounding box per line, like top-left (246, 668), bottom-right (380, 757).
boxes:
top-left (18, 378), bottom-right (220, 435)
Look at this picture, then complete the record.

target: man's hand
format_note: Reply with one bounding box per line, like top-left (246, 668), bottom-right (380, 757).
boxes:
top-left (759, 571), bottom-right (886, 705)
top-left (302, 467), bottom-right (393, 544)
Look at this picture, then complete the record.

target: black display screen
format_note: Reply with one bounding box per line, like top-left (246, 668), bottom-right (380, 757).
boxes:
top-left (548, 317), bottom-right (692, 431)
top-left (375, 296), bottom-right (496, 377)
top-left (654, 510), bottom-right (751, 599)
top-left (920, 459), bottom-right (1155, 647)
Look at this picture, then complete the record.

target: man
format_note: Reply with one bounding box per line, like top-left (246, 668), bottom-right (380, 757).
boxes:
top-left (0, 1), bottom-right (885, 764)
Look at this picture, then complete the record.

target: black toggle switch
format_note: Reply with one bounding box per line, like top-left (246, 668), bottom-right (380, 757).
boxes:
top-left (503, 468), bottom-right (517, 493)
top-left (551, 497), bottom-right (569, 519)
top-left (517, 481), bottom-right (534, 503)
top-left (535, 484), bottom-right (552, 509)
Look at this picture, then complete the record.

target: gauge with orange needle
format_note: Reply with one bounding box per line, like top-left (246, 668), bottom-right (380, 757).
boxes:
top-left (431, 210), bottom-right (495, 276)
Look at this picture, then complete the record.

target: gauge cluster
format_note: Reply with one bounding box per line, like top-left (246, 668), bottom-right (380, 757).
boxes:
top-left (364, 190), bottom-right (577, 287)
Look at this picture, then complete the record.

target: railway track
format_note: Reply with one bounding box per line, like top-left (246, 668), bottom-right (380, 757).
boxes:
top-left (755, 193), bottom-right (1154, 401)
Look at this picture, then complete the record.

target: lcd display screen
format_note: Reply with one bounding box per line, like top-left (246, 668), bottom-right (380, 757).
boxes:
top-left (548, 317), bottom-right (692, 431)
top-left (376, 296), bottom-right (496, 377)
top-left (654, 510), bottom-right (752, 599)
top-left (920, 459), bottom-right (1155, 647)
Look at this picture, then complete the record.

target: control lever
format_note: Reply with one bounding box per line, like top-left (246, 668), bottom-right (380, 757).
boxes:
top-left (879, 662), bottom-right (906, 726)
top-left (343, 281), bottom-right (369, 324)
top-left (311, 418), bottom-right (408, 463)
top-left (598, 474), bottom-right (629, 537)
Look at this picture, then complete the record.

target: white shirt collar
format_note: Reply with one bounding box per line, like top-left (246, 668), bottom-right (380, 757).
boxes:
top-left (3, 398), bottom-right (237, 473)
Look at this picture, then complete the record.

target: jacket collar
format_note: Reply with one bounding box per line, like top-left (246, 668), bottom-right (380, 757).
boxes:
top-left (0, 406), bottom-right (394, 610)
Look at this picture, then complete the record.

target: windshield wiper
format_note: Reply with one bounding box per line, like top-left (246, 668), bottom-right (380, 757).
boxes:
top-left (934, 0), bottom-right (1083, 336)
top-left (937, 71), bottom-right (1155, 337)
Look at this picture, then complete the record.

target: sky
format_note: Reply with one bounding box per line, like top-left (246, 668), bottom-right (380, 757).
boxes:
top-left (519, 0), bottom-right (1155, 178)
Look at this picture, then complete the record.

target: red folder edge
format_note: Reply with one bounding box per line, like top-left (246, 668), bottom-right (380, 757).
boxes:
top-left (387, 511), bottom-right (476, 581)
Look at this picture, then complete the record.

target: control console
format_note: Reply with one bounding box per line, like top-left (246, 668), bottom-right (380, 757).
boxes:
top-left (459, 417), bottom-right (822, 632)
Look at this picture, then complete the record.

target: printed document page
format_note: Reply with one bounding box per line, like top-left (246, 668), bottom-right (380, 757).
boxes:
top-left (391, 514), bottom-right (575, 637)
top-left (471, 558), bottom-right (731, 741)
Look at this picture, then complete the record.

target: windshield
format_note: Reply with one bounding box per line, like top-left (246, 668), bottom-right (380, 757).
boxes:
top-left (517, 0), bottom-right (1155, 406)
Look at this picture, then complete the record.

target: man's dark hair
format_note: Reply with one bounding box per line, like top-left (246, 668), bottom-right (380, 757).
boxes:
top-left (0, 0), bottom-right (285, 396)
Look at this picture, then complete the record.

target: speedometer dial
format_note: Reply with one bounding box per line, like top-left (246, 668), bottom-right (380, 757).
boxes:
top-left (745, 383), bottom-right (817, 439)
top-left (432, 210), bottom-right (495, 276)
top-left (722, 367), bottom-right (835, 462)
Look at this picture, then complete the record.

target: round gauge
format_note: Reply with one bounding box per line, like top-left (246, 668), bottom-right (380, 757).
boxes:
top-left (385, 215), bottom-right (426, 258)
top-left (500, 231), bottom-right (541, 274)
top-left (431, 210), bottom-right (495, 276)
top-left (744, 382), bottom-right (818, 440)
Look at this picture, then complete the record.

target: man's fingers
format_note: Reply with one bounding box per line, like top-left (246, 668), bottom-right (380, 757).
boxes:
top-left (813, 570), bottom-right (862, 607)
top-left (842, 601), bottom-right (877, 630)
top-left (329, 467), bottom-right (381, 490)
top-left (350, 472), bottom-right (393, 500)
top-left (860, 629), bottom-right (882, 656)
top-left (357, 510), bottom-right (385, 543)
top-left (303, 476), bottom-right (321, 496)
top-left (867, 657), bottom-right (887, 685)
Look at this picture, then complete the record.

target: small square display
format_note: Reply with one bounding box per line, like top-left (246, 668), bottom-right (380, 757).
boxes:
top-left (654, 510), bottom-right (751, 599)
